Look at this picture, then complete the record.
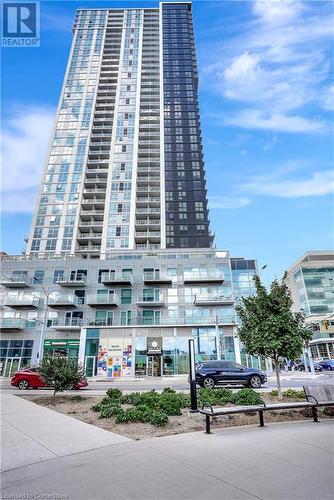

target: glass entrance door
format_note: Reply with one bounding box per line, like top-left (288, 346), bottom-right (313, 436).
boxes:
top-left (147, 356), bottom-right (162, 377)
top-left (85, 356), bottom-right (97, 378)
top-left (4, 357), bottom-right (21, 377)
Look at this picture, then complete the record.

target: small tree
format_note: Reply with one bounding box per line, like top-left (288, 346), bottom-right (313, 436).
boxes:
top-left (39, 356), bottom-right (85, 404)
top-left (235, 273), bottom-right (313, 399)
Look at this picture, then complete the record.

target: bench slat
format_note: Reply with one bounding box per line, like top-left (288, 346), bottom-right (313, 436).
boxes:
top-left (304, 384), bottom-right (334, 404)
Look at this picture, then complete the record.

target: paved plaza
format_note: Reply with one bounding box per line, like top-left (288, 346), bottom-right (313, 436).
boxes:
top-left (1, 392), bottom-right (333, 499)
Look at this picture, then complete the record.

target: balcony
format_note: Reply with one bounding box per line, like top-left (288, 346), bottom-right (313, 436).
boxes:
top-left (0, 274), bottom-right (32, 288)
top-left (47, 295), bottom-right (78, 308)
top-left (135, 231), bottom-right (160, 242)
top-left (48, 318), bottom-right (83, 331)
top-left (87, 295), bottom-right (118, 307)
top-left (194, 294), bottom-right (234, 306)
top-left (134, 316), bottom-right (236, 327)
top-left (56, 277), bottom-right (87, 287)
top-left (101, 273), bottom-right (132, 286)
top-left (0, 318), bottom-right (27, 330)
top-left (136, 295), bottom-right (165, 307)
top-left (3, 296), bottom-right (41, 309)
top-left (143, 272), bottom-right (172, 285)
top-left (183, 273), bottom-right (224, 284)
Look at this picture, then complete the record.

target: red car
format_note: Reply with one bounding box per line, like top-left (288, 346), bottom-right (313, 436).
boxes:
top-left (11, 367), bottom-right (88, 390)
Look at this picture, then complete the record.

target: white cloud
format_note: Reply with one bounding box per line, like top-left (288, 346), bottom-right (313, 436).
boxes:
top-left (253, 0), bottom-right (304, 25)
top-left (239, 170), bottom-right (334, 198)
top-left (1, 106), bottom-right (55, 213)
top-left (209, 196), bottom-right (251, 209)
top-left (202, 1), bottom-right (333, 133)
top-left (225, 109), bottom-right (328, 133)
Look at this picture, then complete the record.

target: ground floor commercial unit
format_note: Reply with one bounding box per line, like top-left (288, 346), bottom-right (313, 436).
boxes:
top-left (309, 337), bottom-right (334, 361)
top-left (0, 248), bottom-right (262, 377)
top-left (0, 325), bottom-right (266, 379)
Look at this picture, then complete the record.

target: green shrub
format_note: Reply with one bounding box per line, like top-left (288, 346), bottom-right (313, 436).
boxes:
top-left (106, 388), bottom-right (123, 401)
top-left (91, 402), bottom-right (103, 412)
top-left (100, 404), bottom-right (122, 419)
top-left (197, 388), bottom-right (217, 406)
top-left (270, 389), bottom-right (279, 397)
top-left (149, 411), bottom-right (169, 427)
top-left (214, 388), bottom-right (233, 404)
top-left (162, 387), bottom-right (176, 394)
top-left (70, 395), bottom-right (86, 402)
top-left (100, 396), bottom-right (114, 407)
top-left (134, 405), bottom-right (152, 423)
top-left (175, 392), bottom-right (191, 408)
top-left (282, 389), bottom-right (305, 399)
top-left (115, 408), bottom-right (131, 423)
top-left (131, 390), bottom-right (161, 408)
top-left (159, 394), bottom-right (182, 416)
top-left (232, 388), bottom-right (263, 406)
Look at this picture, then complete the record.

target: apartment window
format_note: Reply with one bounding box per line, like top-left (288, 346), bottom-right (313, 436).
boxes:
top-left (62, 239), bottom-right (72, 251)
top-left (121, 311), bottom-right (131, 326)
top-left (48, 227), bottom-right (59, 238)
top-left (34, 228), bottom-right (42, 238)
top-left (53, 270), bottom-right (64, 283)
top-left (64, 227), bottom-right (73, 238)
top-left (34, 270), bottom-right (44, 284)
top-left (46, 239), bottom-right (57, 251)
top-left (121, 289), bottom-right (132, 305)
top-left (31, 240), bottom-right (40, 251)
top-left (98, 269), bottom-right (108, 283)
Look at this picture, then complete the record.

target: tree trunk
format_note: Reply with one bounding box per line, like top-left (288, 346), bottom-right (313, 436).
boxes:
top-left (53, 388), bottom-right (56, 405)
top-left (274, 360), bottom-right (282, 400)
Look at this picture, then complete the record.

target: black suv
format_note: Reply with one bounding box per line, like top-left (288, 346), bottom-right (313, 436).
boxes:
top-left (195, 360), bottom-right (267, 389)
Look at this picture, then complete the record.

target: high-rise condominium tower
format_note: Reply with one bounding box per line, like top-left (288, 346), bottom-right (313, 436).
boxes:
top-left (27, 2), bottom-right (212, 258)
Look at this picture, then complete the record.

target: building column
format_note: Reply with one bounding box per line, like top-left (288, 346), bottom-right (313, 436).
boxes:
top-left (78, 328), bottom-right (87, 366)
top-left (233, 331), bottom-right (241, 364)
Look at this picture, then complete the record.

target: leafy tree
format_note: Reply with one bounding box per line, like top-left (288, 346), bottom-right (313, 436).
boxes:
top-left (39, 356), bottom-right (85, 404)
top-left (235, 273), bottom-right (313, 399)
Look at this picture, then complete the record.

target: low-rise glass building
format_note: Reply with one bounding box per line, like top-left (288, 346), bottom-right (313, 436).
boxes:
top-left (0, 249), bottom-right (259, 378)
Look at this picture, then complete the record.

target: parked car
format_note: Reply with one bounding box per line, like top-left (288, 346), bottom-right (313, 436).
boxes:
top-left (11, 367), bottom-right (88, 390)
top-left (318, 359), bottom-right (334, 371)
top-left (296, 361), bottom-right (322, 372)
top-left (195, 360), bottom-right (267, 389)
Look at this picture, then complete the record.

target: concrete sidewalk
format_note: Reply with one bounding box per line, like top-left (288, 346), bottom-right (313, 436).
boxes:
top-left (1, 393), bottom-right (333, 499)
top-left (1, 393), bottom-right (130, 472)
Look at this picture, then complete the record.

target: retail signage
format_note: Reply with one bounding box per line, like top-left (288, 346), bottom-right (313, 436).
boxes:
top-left (44, 339), bottom-right (80, 348)
top-left (147, 337), bottom-right (162, 355)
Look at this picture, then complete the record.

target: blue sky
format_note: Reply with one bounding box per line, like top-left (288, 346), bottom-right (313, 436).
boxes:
top-left (1, 0), bottom-right (333, 284)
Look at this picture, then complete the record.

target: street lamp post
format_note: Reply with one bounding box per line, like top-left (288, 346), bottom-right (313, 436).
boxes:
top-left (188, 338), bottom-right (198, 413)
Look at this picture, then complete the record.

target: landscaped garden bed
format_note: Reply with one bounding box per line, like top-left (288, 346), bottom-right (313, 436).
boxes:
top-left (22, 388), bottom-right (333, 440)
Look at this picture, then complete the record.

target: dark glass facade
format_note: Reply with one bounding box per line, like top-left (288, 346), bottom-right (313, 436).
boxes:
top-left (162, 3), bottom-right (212, 249)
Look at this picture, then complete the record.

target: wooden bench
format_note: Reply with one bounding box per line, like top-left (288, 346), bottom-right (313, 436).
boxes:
top-left (303, 385), bottom-right (334, 422)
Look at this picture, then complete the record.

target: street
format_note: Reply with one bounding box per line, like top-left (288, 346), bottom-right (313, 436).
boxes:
top-left (1, 371), bottom-right (333, 396)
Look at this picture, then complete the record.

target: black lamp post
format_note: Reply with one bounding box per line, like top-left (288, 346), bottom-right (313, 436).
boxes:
top-left (188, 338), bottom-right (198, 412)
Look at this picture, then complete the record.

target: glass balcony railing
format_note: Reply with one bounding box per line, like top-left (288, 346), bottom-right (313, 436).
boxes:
top-left (47, 295), bottom-right (78, 307)
top-left (3, 296), bottom-right (41, 308)
top-left (87, 295), bottom-right (119, 306)
top-left (183, 272), bottom-right (224, 283)
top-left (0, 318), bottom-right (27, 330)
top-left (100, 273), bottom-right (132, 284)
top-left (0, 274), bottom-right (32, 287)
top-left (194, 294), bottom-right (234, 305)
top-left (48, 318), bottom-right (83, 328)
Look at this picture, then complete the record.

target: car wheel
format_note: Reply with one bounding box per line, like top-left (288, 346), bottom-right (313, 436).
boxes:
top-left (203, 377), bottom-right (215, 389)
top-left (18, 379), bottom-right (29, 390)
top-left (249, 375), bottom-right (262, 389)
